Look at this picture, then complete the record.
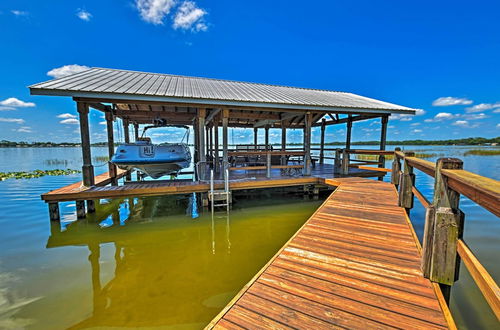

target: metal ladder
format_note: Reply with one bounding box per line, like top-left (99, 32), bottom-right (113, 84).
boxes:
top-left (208, 168), bottom-right (231, 214)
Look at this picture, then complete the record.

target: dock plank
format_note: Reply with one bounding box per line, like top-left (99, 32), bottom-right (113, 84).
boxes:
top-left (207, 178), bottom-right (453, 329)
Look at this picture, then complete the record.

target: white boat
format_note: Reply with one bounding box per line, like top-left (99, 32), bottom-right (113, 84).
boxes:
top-left (111, 124), bottom-right (191, 179)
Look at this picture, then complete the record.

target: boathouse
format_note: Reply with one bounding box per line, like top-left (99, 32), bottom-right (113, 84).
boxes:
top-left (30, 67), bottom-right (415, 186)
top-left (28, 68), bottom-right (500, 328)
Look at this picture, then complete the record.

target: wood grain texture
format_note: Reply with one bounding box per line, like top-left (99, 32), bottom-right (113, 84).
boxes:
top-left (207, 178), bottom-right (451, 329)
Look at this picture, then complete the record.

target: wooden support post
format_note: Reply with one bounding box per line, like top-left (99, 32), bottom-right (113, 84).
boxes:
top-left (134, 123), bottom-right (139, 141)
top-left (76, 200), bottom-right (86, 219)
top-left (341, 149), bottom-right (349, 175)
top-left (214, 117), bottom-right (220, 172)
top-left (346, 115), bottom-right (352, 150)
top-left (398, 151), bottom-right (415, 212)
top-left (334, 149), bottom-right (341, 174)
top-left (379, 116), bottom-right (388, 168)
top-left (77, 102), bottom-right (95, 186)
top-left (87, 200), bottom-right (96, 213)
top-left (105, 110), bottom-right (117, 185)
top-left (319, 118), bottom-right (326, 164)
top-left (265, 125), bottom-right (270, 150)
top-left (208, 125), bottom-right (213, 163)
top-left (391, 147), bottom-right (402, 186)
top-left (222, 109), bottom-right (229, 169)
top-left (422, 158), bottom-right (465, 298)
top-left (266, 152), bottom-right (271, 178)
top-left (254, 127), bottom-right (258, 147)
top-left (48, 202), bottom-right (60, 221)
top-left (198, 108), bottom-right (206, 180)
top-left (281, 124), bottom-right (287, 165)
top-left (123, 120), bottom-right (132, 181)
top-left (303, 112), bottom-right (312, 176)
top-left (193, 117), bottom-right (199, 165)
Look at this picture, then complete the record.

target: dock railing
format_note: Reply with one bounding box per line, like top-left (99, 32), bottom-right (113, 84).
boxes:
top-left (392, 150), bottom-right (500, 319)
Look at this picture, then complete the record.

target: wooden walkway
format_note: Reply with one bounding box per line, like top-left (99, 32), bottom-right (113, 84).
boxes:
top-left (41, 164), bottom-right (386, 202)
top-left (207, 177), bottom-right (454, 329)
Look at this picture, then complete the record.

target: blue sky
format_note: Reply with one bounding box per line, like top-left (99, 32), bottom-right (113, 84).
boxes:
top-left (1, 0), bottom-right (499, 144)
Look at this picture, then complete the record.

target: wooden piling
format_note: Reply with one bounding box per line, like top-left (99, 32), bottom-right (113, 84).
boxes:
top-left (48, 202), bottom-right (60, 221)
top-left (422, 158), bottom-right (465, 297)
top-left (379, 116), bottom-right (388, 167)
top-left (105, 110), bottom-right (117, 185)
top-left (303, 112), bottom-right (312, 176)
top-left (222, 109), bottom-right (229, 168)
top-left (391, 147), bottom-right (402, 186)
top-left (123, 119), bottom-right (132, 181)
top-left (87, 200), bottom-right (96, 213)
top-left (398, 151), bottom-right (415, 212)
top-left (341, 149), bottom-right (349, 175)
top-left (319, 118), bottom-right (326, 164)
top-left (77, 102), bottom-right (95, 186)
top-left (346, 115), bottom-right (352, 150)
top-left (214, 117), bottom-right (220, 172)
top-left (76, 200), bottom-right (86, 218)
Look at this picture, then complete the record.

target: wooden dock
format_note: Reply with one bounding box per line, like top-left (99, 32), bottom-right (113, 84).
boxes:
top-left (207, 177), bottom-right (454, 329)
top-left (41, 164), bottom-right (385, 202)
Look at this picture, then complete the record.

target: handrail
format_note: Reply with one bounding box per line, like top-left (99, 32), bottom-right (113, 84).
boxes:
top-left (457, 239), bottom-right (500, 319)
top-left (393, 150), bottom-right (500, 320)
top-left (395, 153), bottom-right (499, 217)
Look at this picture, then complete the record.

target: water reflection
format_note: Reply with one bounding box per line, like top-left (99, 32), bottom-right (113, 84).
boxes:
top-left (45, 194), bottom-right (317, 328)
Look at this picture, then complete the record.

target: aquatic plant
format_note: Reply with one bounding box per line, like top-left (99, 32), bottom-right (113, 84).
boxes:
top-left (93, 155), bottom-right (109, 163)
top-left (463, 149), bottom-right (500, 156)
top-left (0, 169), bottom-right (80, 181)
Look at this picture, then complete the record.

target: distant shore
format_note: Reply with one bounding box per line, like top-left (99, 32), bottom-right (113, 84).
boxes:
top-left (0, 137), bottom-right (498, 148)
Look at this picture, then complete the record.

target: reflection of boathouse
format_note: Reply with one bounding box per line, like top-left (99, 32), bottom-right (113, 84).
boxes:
top-left (47, 196), bottom-right (299, 328)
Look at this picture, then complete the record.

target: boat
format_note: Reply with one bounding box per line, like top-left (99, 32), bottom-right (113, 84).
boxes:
top-left (111, 125), bottom-right (191, 179)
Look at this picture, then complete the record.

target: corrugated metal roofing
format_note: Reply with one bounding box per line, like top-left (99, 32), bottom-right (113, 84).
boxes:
top-left (29, 67), bottom-right (416, 114)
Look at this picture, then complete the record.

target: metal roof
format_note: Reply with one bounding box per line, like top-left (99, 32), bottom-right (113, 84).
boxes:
top-left (29, 67), bottom-right (416, 114)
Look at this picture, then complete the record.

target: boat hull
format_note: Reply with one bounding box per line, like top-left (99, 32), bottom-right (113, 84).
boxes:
top-left (111, 142), bottom-right (191, 179)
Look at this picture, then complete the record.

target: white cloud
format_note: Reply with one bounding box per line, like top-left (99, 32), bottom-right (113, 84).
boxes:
top-left (15, 126), bottom-right (32, 133)
top-left (136, 0), bottom-right (176, 25)
top-left (412, 129), bottom-right (422, 133)
top-left (11, 10), bottom-right (28, 16)
top-left (465, 102), bottom-right (500, 113)
top-left (463, 113), bottom-right (488, 120)
top-left (60, 118), bottom-right (79, 125)
top-left (47, 64), bottom-right (90, 79)
top-left (410, 122), bottom-right (421, 126)
top-left (452, 120), bottom-right (469, 127)
top-left (435, 112), bottom-right (454, 120)
top-left (0, 97), bottom-right (35, 108)
top-left (497, 123), bottom-right (500, 129)
top-left (57, 113), bottom-right (77, 119)
top-left (76, 9), bottom-right (92, 21)
top-left (173, 1), bottom-right (207, 31)
top-left (99, 121), bottom-right (107, 125)
top-left (0, 117), bottom-right (25, 124)
top-left (432, 97), bottom-right (473, 107)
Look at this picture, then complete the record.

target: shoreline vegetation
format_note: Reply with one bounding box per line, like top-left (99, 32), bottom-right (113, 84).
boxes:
top-left (0, 137), bottom-right (499, 148)
top-left (0, 169), bottom-right (80, 181)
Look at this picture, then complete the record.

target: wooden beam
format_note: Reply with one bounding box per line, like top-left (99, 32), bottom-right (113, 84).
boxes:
top-left (105, 110), bottom-right (117, 184)
top-left (320, 118), bottom-right (326, 164)
top-left (313, 114), bottom-right (381, 126)
top-left (379, 115), bottom-right (389, 168)
top-left (346, 115), bottom-right (352, 149)
top-left (88, 102), bottom-right (107, 111)
top-left (253, 127), bottom-right (258, 146)
top-left (222, 108), bottom-right (229, 168)
top-left (206, 108), bottom-right (221, 123)
top-left (304, 112), bottom-right (312, 175)
top-left (265, 125), bottom-right (270, 150)
top-left (77, 102), bottom-right (94, 186)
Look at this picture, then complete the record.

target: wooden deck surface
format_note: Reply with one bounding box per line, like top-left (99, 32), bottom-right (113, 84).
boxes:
top-left (41, 164), bottom-right (386, 202)
top-left (207, 177), bottom-right (453, 329)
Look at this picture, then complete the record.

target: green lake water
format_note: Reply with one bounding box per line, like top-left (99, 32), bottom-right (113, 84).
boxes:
top-left (0, 146), bottom-right (498, 329)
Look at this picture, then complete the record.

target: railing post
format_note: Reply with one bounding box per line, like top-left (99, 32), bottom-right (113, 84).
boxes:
top-left (398, 151), bottom-right (415, 213)
top-left (341, 149), bottom-right (349, 175)
top-left (391, 147), bottom-right (402, 187)
top-left (422, 158), bottom-right (464, 302)
top-left (334, 148), bottom-right (341, 174)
